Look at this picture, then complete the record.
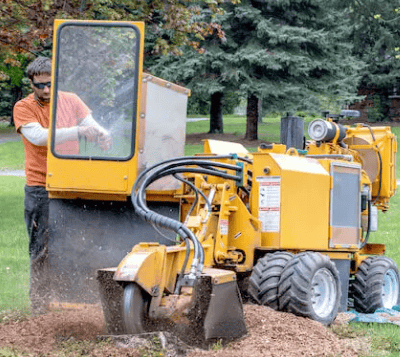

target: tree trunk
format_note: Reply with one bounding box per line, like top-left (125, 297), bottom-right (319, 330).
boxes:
top-left (10, 85), bottom-right (23, 127)
top-left (245, 93), bottom-right (259, 140)
top-left (209, 91), bottom-right (224, 134)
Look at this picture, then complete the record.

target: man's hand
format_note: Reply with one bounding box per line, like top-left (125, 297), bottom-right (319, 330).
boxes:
top-left (98, 133), bottom-right (112, 151)
top-left (78, 125), bottom-right (101, 142)
top-left (78, 123), bottom-right (112, 150)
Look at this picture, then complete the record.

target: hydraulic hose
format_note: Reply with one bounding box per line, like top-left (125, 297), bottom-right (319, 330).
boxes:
top-left (131, 156), bottom-right (243, 276)
top-left (173, 173), bottom-right (201, 278)
top-left (361, 198), bottom-right (372, 249)
top-left (132, 155), bottom-right (236, 193)
top-left (237, 156), bottom-right (253, 164)
top-left (173, 174), bottom-right (212, 222)
top-left (134, 165), bottom-right (241, 269)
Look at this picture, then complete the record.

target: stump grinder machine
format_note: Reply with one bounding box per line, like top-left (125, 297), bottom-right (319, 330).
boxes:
top-left (45, 20), bottom-right (399, 341)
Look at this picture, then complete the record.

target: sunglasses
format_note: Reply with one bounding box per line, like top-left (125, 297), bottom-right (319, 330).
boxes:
top-left (32, 81), bottom-right (51, 89)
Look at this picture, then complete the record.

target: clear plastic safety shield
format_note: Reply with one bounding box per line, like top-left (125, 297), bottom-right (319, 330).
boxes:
top-left (51, 22), bottom-right (140, 160)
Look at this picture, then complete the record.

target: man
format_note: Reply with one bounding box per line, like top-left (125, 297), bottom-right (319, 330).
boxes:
top-left (13, 56), bottom-right (111, 313)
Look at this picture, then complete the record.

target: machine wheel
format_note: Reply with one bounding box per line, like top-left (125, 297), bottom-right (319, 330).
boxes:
top-left (123, 283), bottom-right (150, 334)
top-left (248, 251), bottom-right (293, 310)
top-left (278, 252), bottom-right (341, 325)
top-left (352, 256), bottom-right (400, 313)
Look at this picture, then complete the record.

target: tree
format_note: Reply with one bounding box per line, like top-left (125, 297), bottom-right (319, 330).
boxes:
top-left (0, 0), bottom-right (227, 124)
top-left (341, 0), bottom-right (400, 119)
top-left (221, 0), bottom-right (364, 139)
top-left (345, 0), bottom-right (400, 88)
top-left (154, 0), bottom-right (364, 140)
top-left (0, 54), bottom-right (31, 125)
top-left (0, 0), bottom-right (225, 57)
top-left (245, 94), bottom-right (259, 140)
top-left (209, 92), bottom-right (224, 133)
top-left (150, 42), bottom-right (233, 134)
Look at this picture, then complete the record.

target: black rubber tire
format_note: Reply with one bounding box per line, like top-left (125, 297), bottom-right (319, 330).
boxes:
top-left (352, 256), bottom-right (400, 313)
top-left (123, 283), bottom-right (150, 334)
top-left (278, 251), bottom-right (341, 325)
top-left (248, 251), bottom-right (293, 310)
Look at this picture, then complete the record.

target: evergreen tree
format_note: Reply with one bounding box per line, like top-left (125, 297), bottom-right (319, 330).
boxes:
top-left (222, 0), bottom-right (363, 139)
top-left (151, 32), bottom-right (233, 133)
top-left (153, 0), bottom-right (363, 140)
top-left (342, 0), bottom-right (400, 120)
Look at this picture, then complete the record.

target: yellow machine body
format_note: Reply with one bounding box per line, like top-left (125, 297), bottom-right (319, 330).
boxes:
top-left (345, 125), bottom-right (397, 206)
top-left (47, 20), bottom-right (189, 202)
top-left (44, 20), bottom-right (191, 306)
top-left (307, 120), bottom-right (397, 210)
top-left (251, 150), bottom-right (331, 250)
top-left (104, 121), bottom-right (397, 333)
top-left (45, 19), bottom-right (399, 340)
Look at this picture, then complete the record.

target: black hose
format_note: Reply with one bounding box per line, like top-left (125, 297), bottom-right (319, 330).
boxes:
top-left (373, 151), bottom-right (383, 204)
top-left (135, 165), bottom-right (238, 262)
top-left (131, 156), bottom-right (242, 276)
top-left (133, 170), bottom-right (212, 268)
top-left (361, 198), bottom-right (372, 249)
top-left (173, 174), bottom-right (199, 271)
top-left (238, 156), bottom-right (253, 164)
top-left (134, 159), bottom-right (238, 210)
top-left (144, 167), bottom-right (241, 187)
top-left (133, 155), bottom-right (235, 193)
top-left (135, 165), bottom-right (239, 266)
top-left (173, 174), bottom-right (212, 218)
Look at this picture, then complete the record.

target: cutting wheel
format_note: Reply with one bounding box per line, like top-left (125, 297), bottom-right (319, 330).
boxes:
top-left (123, 283), bottom-right (149, 334)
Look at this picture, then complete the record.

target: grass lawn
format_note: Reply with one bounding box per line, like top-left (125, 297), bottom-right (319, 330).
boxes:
top-left (186, 114), bottom-right (316, 144)
top-left (0, 176), bottom-right (29, 312)
top-left (0, 141), bottom-right (25, 170)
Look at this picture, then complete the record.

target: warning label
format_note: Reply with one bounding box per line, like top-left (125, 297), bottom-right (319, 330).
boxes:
top-left (256, 176), bottom-right (281, 232)
top-left (220, 219), bottom-right (229, 235)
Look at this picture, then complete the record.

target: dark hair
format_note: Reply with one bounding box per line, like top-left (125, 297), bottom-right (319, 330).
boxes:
top-left (27, 57), bottom-right (52, 81)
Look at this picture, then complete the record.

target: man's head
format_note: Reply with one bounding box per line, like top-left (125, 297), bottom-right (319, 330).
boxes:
top-left (27, 57), bottom-right (52, 103)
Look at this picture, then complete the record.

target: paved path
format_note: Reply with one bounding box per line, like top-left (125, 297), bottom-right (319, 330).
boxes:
top-left (0, 169), bottom-right (25, 176)
top-left (0, 137), bottom-right (20, 144)
top-left (186, 118), bottom-right (209, 122)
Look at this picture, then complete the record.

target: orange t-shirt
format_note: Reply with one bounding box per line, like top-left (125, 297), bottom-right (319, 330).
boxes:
top-left (14, 92), bottom-right (90, 186)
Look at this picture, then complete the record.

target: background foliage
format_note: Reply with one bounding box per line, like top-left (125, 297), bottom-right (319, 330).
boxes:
top-left (2, 0), bottom-right (400, 131)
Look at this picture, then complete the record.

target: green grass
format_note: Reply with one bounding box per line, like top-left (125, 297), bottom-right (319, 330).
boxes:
top-left (184, 144), bottom-right (204, 156)
top-left (0, 141), bottom-right (25, 170)
top-left (185, 114), bottom-right (316, 145)
top-left (370, 193), bottom-right (400, 266)
top-left (332, 322), bottom-right (400, 357)
top-left (356, 323), bottom-right (400, 357)
top-left (0, 176), bottom-right (29, 313)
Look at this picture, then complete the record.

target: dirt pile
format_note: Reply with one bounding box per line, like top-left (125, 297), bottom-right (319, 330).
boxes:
top-left (189, 305), bottom-right (359, 357)
top-left (0, 304), bottom-right (361, 357)
top-left (0, 305), bottom-right (107, 355)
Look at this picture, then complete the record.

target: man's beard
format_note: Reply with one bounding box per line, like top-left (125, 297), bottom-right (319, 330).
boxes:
top-left (35, 93), bottom-right (50, 103)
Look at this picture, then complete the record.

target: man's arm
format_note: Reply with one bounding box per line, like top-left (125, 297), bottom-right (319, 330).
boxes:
top-left (20, 122), bottom-right (77, 146)
top-left (20, 117), bottom-right (107, 147)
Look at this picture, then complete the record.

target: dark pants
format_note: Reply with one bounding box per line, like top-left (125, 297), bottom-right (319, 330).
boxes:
top-left (24, 185), bottom-right (50, 312)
